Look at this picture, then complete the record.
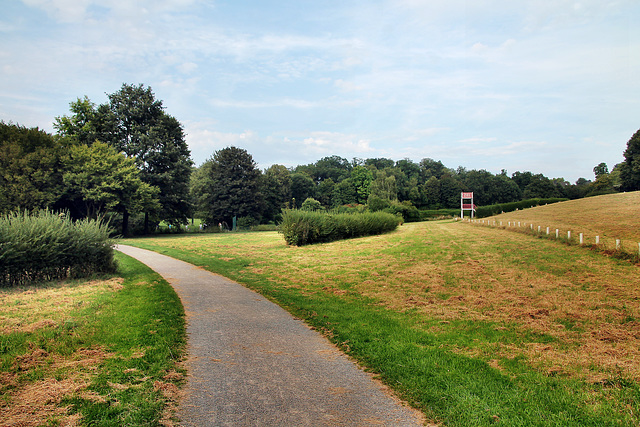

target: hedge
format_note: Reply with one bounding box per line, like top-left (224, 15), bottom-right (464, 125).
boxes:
top-left (0, 210), bottom-right (116, 287)
top-left (279, 210), bottom-right (402, 246)
top-left (475, 198), bottom-right (568, 218)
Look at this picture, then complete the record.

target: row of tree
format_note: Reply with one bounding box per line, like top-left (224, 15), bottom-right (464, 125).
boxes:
top-left (2, 83), bottom-right (639, 234)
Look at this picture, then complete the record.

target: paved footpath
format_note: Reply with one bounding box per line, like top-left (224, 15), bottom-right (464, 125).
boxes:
top-left (116, 245), bottom-right (425, 427)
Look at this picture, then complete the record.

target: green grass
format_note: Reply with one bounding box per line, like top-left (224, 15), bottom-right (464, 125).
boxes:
top-left (0, 252), bottom-right (186, 426)
top-left (123, 221), bottom-right (640, 426)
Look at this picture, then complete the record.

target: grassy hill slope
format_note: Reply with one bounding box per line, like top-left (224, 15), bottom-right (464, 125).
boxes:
top-left (487, 191), bottom-right (640, 246)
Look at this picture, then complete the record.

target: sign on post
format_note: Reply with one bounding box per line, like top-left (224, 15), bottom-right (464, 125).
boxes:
top-left (461, 192), bottom-right (476, 218)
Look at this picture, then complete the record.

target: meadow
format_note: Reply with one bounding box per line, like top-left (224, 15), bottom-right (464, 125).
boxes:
top-left (0, 254), bottom-right (186, 426)
top-left (485, 192), bottom-right (640, 250)
top-left (123, 207), bottom-right (640, 426)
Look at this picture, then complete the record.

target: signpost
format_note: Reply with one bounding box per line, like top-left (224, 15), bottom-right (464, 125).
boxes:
top-left (461, 192), bottom-right (476, 218)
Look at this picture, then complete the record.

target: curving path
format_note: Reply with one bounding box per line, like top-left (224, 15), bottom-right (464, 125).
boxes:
top-left (116, 245), bottom-right (425, 426)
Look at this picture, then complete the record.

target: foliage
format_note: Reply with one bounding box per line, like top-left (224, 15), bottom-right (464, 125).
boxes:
top-left (0, 122), bottom-right (66, 215)
top-left (290, 173), bottom-right (316, 208)
top-left (300, 197), bottom-right (323, 211)
top-left (55, 84), bottom-right (193, 232)
top-left (194, 146), bottom-right (264, 226)
top-left (620, 129), bottom-right (640, 191)
top-left (0, 210), bottom-right (116, 287)
top-left (475, 198), bottom-right (568, 218)
top-left (262, 164), bottom-right (292, 222)
top-left (61, 142), bottom-right (159, 220)
top-left (279, 209), bottom-right (401, 246)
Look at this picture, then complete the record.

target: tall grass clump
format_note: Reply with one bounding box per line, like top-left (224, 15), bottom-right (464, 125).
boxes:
top-left (0, 210), bottom-right (116, 287)
top-left (279, 209), bottom-right (401, 246)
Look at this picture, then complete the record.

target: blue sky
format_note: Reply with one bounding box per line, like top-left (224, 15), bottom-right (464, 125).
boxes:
top-left (1, 0), bottom-right (639, 182)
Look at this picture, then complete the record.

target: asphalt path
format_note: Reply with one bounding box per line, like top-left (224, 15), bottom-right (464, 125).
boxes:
top-left (116, 244), bottom-right (425, 426)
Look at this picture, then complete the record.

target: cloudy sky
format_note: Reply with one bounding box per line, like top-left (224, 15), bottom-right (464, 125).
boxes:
top-left (2, 0), bottom-right (638, 181)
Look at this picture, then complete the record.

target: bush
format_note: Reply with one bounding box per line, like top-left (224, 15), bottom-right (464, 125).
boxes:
top-left (0, 210), bottom-right (116, 287)
top-left (279, 209), bottom-right (401, 246)
top-left (475, 198), bottom-right (568, 218)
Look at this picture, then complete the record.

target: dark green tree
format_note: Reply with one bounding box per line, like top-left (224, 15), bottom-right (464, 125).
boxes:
top-left (332, 178), bottom-right (357, 206)
top-left (620, 129), bottom-right (640, 191)
top-left (55, 84), bottom-right (193, 233)
top-left (194, 147), bottom-right (264, 227)
top-left (290, 173), bottom-right (316, 208)
top-left (261, 164), bottom-right (292, 222)
top-left (0, 122), bottom-right (66, 214)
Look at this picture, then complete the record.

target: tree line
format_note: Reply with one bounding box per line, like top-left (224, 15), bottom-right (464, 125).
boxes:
top-left (2, 83), bottom-right (639, 234)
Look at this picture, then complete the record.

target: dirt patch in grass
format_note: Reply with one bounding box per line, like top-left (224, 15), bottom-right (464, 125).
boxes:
top-left (0, 279), bottom-right (124, 425)
top-left (1, 347), bottom-right (112, 427)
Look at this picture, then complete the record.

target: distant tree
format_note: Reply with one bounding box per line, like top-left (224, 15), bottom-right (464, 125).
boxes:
top-left (350, 165), bottom-right (373, 204)
top-left (593, 162), bottom-right (609, 179)
top-left (419, 158), bottom-right (447, 180)
top-left (314, 155), bottom-right (352, 183)
top-left (396, 158), bottom-right (421, 181)
top-left (0, 122), bottom-right (65, 214)
top-left (261, 164), bottom-right (292, 222)
top-left (422, 176), bottom-right (441, 208)
top-left (290, 173), bottom-right (316, 208)
top-left (62, 142), bottom-right (159, 228)
top-left (511, 171), bottom-right (534, 193)
top-left (439, 173), bottom-right (463, 208)
top-left (300, 197), bottom-right (322, 211)
top-left (620, 129), bottom-right (640, 191)
top-left (332, 178), bottom-right (357, 206)
top-left (316, 178), bottom-right (335, 207)
top-left (369, 169), bottom-right (398, 201)
top-left (364, 157), bottom-right (395, 170)
top-left (195, 147), bottom-right (263, 227)
top-left (523, 174), bottom-right (562, 199)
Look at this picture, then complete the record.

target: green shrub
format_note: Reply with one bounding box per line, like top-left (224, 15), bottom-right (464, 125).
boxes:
top-left (475, 198), bottom-right (568, 218)
top-left (279, 209), bottom-right (401, 246)
top-left (300, 197), bottom-right (323, 211)
top-left (0, 210), bottom-right (116, 287)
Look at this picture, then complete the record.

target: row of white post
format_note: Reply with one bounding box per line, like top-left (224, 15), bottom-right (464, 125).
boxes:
top-left (464, 218), bottom-right (640, 255)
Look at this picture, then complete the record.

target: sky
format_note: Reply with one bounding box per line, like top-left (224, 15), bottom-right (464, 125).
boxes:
top-left (1, 0), bottom-right (639, 182)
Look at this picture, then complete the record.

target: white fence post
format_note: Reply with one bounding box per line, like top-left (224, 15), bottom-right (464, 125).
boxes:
top-left (596, 236), bottom-right (600, 245)
top-left (538, 226), bottom-right (541, 233)
top-left (556, 229), bottom-right (559, 238)
top-left (546, 227), bottom-right (550, 235)
top-left (579, 233), bottom-right (583, 245)
top-left (616, 239), bottom-right (621, 250)
top-left (568, 231), bottom-right (571, 240)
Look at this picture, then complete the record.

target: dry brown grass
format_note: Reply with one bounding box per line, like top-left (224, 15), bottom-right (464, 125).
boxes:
top-left (0, 279), bottom-right (122, 426)
top-left (487, 191), bottom-right (640, 251)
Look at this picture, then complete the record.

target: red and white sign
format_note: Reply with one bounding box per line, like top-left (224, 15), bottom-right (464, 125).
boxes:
top-left (461, 192), bottom-right (473, 199)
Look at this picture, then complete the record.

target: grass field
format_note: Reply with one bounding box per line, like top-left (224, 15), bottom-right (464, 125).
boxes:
top-left (123, 208), bottom-right (640, 426)
top-left (485, 191), bottom-right (640, 252)
top-left (0, 253), bottom-right (186, 426)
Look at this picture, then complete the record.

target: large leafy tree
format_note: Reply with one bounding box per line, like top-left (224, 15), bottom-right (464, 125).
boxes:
top-left (620, 129), bottom-right (640, 191)
top-left (62, 142), bottom-right (159, 231)
top-left (0, 122), bottom-right (66, 214)
top-left (194, 147), bottom-right (264, 227)
top-left (55, 84), bottom-right (193, 232)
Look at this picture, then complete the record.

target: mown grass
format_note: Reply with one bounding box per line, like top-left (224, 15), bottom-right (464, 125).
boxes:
top-left (0, 252), bottom-right (186, 426)
top-left (123, 220), bottom-right (640, 426)
top-left (486, 191), bottom-right (640, 247)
